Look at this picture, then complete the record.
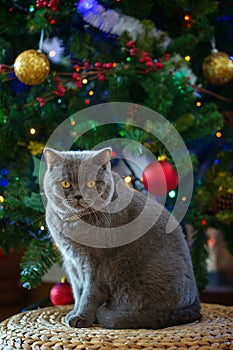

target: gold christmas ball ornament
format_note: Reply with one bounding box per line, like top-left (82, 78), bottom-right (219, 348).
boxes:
top-left (202, 51), bottom-right (233, 86)
top-left (14, 49), bottom-right (50, 85)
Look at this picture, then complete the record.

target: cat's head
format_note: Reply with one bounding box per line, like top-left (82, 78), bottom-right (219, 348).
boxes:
top-left (43, 147), bottom-right (114, 221)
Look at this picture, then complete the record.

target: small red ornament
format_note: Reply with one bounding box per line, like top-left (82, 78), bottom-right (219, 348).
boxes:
top-left (142, 158), bottom-right (178, 196)
top-left (98, 73), bottom-right (105, 81)
top-left (50, 277), bottom-right (74, 305)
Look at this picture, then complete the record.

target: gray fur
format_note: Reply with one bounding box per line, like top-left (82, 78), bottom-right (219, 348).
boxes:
top-left (43, 147), bottom-right (201, 329)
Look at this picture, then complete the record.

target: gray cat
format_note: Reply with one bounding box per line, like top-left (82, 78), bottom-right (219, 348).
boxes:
top-left (43, 147), bottom-right (201, 329)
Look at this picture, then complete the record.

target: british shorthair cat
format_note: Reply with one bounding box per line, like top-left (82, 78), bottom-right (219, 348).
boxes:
top-left (43, 147), bottom-right (201, 329)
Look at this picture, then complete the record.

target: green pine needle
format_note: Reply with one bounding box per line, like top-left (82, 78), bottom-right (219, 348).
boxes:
top-left (20, 239), bottom-right (61, 289)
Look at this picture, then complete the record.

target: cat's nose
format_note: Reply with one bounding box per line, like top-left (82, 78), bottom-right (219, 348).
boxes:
top-left (74, 194), bottom-right (82, 201)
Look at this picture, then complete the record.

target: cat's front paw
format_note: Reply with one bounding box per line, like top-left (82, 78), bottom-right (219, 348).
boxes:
top-left (66, 311), bottom-right (94, 328)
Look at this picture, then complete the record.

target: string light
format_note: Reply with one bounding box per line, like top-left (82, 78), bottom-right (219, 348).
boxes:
top-left (201, 218), bottom-right (207, 225)
top-left (1, 168), bottom-right (8, 176)
top-left (82, 78), bottom-right (88, 84)
top-left (208, 237), bottom-right (216, 248)
top-left (70, 120), bottom-right (76, 126)
top-left (30, 128), bottom-right (36, 135)
top-left (196, 101), bottom-right (202, 107)
top-left (88, 90), bottom-right (94, 96)
top-left (184, 14), bottom-right (191, 21)
top-left (0, 179), bottom-right (8, 187)
top-left (184, 55), bottom-right (191, 62)
top-left (168, 190), bottom-right (176, 198)
top-left (158, 155), bottom-right (167, 161)
top-left (181, 196), bottom-right (187, 202)
top-left (49, 50), bottom-right (56, 58)
top-left (124, 175), bottom-right (132, 184)
top-left (183, 13), bottom-right (192, 28)
top-left (0, 196), bottom-right (5, 203)
top-left (215, 131), bottom-right (222, 138)
top-left (40, 225), bottom-right (45, 230)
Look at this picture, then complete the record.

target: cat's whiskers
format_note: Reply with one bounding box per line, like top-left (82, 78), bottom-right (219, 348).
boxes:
top-left (97, 210), bottom-right (111, 228)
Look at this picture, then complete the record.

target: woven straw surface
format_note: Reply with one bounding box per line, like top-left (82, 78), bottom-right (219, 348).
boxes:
top-left (0, 303), bottom-right (233, 350)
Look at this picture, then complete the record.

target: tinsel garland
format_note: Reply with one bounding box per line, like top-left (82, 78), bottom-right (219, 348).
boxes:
top-left (76, 0), bottom-right (171, 45)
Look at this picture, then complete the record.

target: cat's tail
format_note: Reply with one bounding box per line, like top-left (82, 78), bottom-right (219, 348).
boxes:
top-left (96, 298), bottom-right (201, 329)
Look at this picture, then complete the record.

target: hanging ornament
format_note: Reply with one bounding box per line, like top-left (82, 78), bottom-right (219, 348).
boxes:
top-left (42, 37), bottom-right (64, 64)
top-left (202, 37), bottom-right (233, 86)
top-left (216, 192), bottom-right (233, 211)
top-left (142, 156), bottom-right (178, 196)
top-left (209, 191), bottom-right (233, 214)
top-left (50, 277), bottom-right (74, 306)
top-left (14, 49), bottom-right (50, 86)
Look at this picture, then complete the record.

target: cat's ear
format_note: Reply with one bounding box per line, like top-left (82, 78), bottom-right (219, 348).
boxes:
top-left (43, 148), bottom-right (63, 170)
top-left (94, 147), bottom-right (112, 169)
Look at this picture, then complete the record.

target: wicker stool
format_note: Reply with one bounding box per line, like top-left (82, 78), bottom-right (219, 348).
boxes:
top-left (0, 303), bottom-right (233, 349)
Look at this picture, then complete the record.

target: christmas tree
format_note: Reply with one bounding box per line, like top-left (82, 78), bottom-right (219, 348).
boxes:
top-left (0, 0), bottom-right (232, 291)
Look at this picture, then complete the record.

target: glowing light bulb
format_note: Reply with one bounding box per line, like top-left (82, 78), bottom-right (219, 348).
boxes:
top-left (181, 196), bottom-right (187, 202)
top-left (201, 218), bottom-right (207, 225)
top-left (196, 101), bottom-right (202, 107)
top-left (30, 128), bottom-right (36, 135)
top-left (124, 175), bottom-right (132, 184)
top-left (208, 237), bottom-right (216, 248)
top-left (49, 50), bottom-right (56, 58)
top-left (184, 14), bottom-right (191, 21)
top-left (168, 190), bottom-right (176, 198)
top-left (70, 120), bottom-right (76, 126)
top-left (158, 155), bottom-right (167, 161)
top-left (0, 196), bottom-right (5, 203)
top-left (40, 225), bottom-right (45, 230)
top-left (185, 55), bottom-right (191, 62)
top-left (88, 90), bottom-right (94, 96)
top-left (82, 78), bottom-right (88, 84)
top-left (215, 131), bottom-right (222, 138)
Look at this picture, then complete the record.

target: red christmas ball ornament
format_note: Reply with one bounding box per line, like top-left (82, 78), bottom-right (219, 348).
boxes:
top-left (50, 277), bottom-right (74, 306)
top-left (142, 157), bottom-right (178, 196)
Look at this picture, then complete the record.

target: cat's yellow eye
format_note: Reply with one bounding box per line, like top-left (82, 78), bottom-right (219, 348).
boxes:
top-left (87, 180), bottom-right (96, 188)
top-left (61, 181), bottom-right (71, 189)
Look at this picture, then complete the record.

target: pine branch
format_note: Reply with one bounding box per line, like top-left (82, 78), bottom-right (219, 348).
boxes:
top-left (118, 0), bottom-right (154, 19)
top-left (20, 239), bottom-right (61, 289)
top-left (191, 230), bottom-right (209, 291)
